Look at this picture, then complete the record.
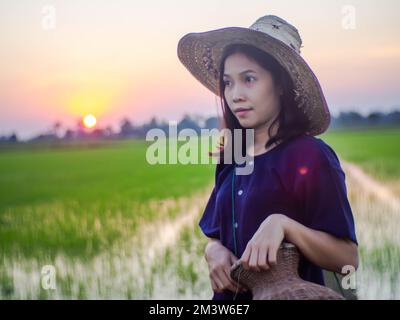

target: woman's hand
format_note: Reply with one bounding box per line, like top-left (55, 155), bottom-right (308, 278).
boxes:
top-left (204, 239), bottom-right (248, 293)
top-left (240, 214), bottom-right (288, 271)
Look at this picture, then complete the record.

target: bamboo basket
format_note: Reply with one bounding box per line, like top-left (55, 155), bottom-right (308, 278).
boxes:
top-left (230, 242), bottom-right (345, 300)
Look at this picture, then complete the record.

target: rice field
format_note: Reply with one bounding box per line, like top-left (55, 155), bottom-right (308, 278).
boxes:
top-left (0, 139), bottom-right (214, 258)
top-left (323, 128), bottom-right (400, 299)
top-left (1, 128), bottom-right (399, 299)
top-left (0, 190), bottom-right (213, 299)
top-left (321, 128), bottom-right (400, 184)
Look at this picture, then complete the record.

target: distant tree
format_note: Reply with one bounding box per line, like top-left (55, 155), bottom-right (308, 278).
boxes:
top-left (29, 133), bottom-right (57, 142)
top-left (177, 114), bottom-right (201, 133)
top-left (141, 117), bottom-right (161, 135)
top-left (387, 111), bottom-right (400, 124)
top-left (148, 117), bottom-right (158, 129)
top-left (337, 111), bottom-right (365, 127)
top-left (92, 128), bottom-right (104, 138)
top-left (0, 133), bottom-right (16, 142)
top-left (191, 114), bottom-right (206, 128)
top-left (64, 129), bottom-right (75, 140)
top-left (348, 111), bottom-right (364, 123)
top-left (8, 133), bottom-right (18, 143)
top-left (120, 118), bottom-right (134, 137)
top-left (104, 126), bottom-right (114, 137)
top-left (204, 116), bottom-right (219, 130)
top-left (53, 121), bottom-right (62, 137)
top-left (368, 112), bottom-right (384, 125)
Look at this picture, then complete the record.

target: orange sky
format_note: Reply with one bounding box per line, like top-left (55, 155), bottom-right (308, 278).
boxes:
top-left (0, 0), bottom-right (399, 139)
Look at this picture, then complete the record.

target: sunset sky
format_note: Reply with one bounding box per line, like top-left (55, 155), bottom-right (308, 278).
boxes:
top-left (1, 0), bottom-right (399, 139)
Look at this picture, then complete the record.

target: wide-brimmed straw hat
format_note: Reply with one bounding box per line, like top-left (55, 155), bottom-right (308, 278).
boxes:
top-left (177, 15), bottom-right (331, 136)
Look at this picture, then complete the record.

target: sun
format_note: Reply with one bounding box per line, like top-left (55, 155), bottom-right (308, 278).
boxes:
top-left (83, 114), bottom-right (97, 129)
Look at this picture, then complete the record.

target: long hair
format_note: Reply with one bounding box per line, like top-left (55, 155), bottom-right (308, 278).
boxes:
top-left (215, 43), bottom-right (310, 162)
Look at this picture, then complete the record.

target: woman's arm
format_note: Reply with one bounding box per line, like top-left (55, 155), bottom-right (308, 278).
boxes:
top-left (240, 214), bottom-right (358, 274)
top-left (282, 215), bottom-right (359, 273)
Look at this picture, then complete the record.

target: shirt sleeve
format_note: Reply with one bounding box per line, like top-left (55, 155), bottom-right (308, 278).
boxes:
top-left (198, 163), bottom-right (224, 239)
top-left (287, 140), bottom-right (358, 245)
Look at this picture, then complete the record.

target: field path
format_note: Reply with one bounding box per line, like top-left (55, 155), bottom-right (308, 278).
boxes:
top-left (342, 161), bottom-right (400, 211)
top-left (134, 189), bottom-right (210, 264)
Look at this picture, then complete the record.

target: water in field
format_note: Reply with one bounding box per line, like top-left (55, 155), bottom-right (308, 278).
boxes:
top-left (0, 189), bottom-right (214, 299)
top-left (344, 163), bottom-right (400, 299)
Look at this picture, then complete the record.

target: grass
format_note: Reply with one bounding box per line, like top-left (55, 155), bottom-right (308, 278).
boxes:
top-left (0, 138), bottom-right (215, 258)
top-left (0, 139), bottom-right (214, 210)
top-left (321, 127), bottom-right (400, 181)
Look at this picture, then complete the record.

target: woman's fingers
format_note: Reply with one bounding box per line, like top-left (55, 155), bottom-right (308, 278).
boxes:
top-left (219, 269), bottom-right (237, 292)
top-left (210, 277), bottom-right (223, 293)
top-left (258, 247), bottom-right (270, 270)
top-left (248, 247), bottom-right (261, 272)
top-left (229, 252), bottom-right (238, 265)
top-left (211, 279), bottom-right (220, 292)
top-left (241, 244), bottom-right (280, 271)
top-left (268, 245), bottom-right (278, 266)
top-left (242, 245), bottom-right (265, 271)
top-left (211, 266), bottom-right (243, 293)
top-left (240, 246), bottom-right (251, 269)
top-left (210, 274), bottom-right (225, 292)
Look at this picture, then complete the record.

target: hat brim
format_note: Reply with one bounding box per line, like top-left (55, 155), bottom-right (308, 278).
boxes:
top-left (177, 27), bottom-right (330, 136)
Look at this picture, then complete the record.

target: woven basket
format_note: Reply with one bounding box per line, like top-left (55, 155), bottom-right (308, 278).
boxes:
top-left (230, 243), bottom-right (345, 300)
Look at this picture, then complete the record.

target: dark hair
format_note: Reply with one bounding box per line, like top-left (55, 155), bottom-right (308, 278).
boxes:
top-left (215, 43), bottom-right (310, 161)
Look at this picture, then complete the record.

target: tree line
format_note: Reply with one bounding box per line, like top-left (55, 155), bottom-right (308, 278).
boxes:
top-left (1, 110), bottom-right (400, 143)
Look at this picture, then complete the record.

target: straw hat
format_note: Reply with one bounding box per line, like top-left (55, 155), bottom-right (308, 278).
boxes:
top-left (177, 15), bottom-right (331, 136)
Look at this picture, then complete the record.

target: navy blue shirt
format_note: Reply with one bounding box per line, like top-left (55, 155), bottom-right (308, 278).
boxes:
top-left (199, 134), bottom-right (358, 300)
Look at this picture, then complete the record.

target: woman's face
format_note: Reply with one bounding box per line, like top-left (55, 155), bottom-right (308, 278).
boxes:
top-left (223, 52), bottom-right (282, 129)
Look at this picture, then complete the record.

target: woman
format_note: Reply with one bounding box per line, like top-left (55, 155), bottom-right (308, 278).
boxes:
top-left (177, 15), bottom-right (358, 300)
